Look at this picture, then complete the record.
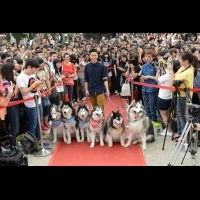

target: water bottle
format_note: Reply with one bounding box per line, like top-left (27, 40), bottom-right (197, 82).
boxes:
top-left (17, 141), bottom-right (24, 152)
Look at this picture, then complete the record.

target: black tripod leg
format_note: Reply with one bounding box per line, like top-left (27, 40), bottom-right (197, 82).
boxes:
top-left (181, 136), bottom-right (192, 164)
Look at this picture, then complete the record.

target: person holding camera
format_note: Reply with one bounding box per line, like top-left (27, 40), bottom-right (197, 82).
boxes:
top-left (173, 51), bottom-right (196, 141)
top-left (155, 59), bottom-right (175, 136)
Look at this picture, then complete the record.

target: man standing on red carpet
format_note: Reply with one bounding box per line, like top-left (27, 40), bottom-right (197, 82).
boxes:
top-left (84, 48), bottom-right (109, 110)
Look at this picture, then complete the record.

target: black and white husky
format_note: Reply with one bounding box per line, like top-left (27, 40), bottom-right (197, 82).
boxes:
top-left (50, 104), bottom-right (66, 144)
top-left (88, 106), bottom-right (105, 148)
top-left (61, 101), bottom-right (80, 144)
top-left (125, 100), bottom-right (155, 150)
top-left (104, 110), bottom-right (126, 147)
top-left (76, 103), bottom-right (90, 142)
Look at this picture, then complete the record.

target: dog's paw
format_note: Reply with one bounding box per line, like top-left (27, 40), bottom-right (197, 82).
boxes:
top-left (100, 142), bottom-right (104, 146)
top-left (53, 139), bottom-right (57, 144)
top-left (95, 138), bottom-right (100, 142)
top-left (80, 139), bottom-right (84, 143)
top-left (108, 143), bottom-right (113, 147)
top-left (121, 143), bottom-right (125, 147)
top-left (63, 138), bottom-right (68, 143)
top-left (90, 144), bottom-right (95, 148)
top-left (142, 146), bottom-right (147, 151)
top-left (77, 139), bottom-right (81, 143)
top-left (124, 143), bottom-right (130, 148)
top-left (87, 139), bottom-right (91, 143)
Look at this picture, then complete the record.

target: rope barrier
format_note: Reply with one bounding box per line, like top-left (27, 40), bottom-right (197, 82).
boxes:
top-left (1, 78), bottom-right (200, 109)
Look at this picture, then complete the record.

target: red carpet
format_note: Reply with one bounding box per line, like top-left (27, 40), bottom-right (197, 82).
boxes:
top-left (48, 95), bottom-right (146, 166)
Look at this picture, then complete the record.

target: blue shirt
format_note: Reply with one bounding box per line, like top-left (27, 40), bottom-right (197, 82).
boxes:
top-left (84, 62), bottom-right (108, 95)
top-left (141, 62), bottom-right (158, 93)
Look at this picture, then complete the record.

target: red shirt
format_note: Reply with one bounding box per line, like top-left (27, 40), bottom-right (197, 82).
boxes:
top-left (62, 62), bottom-right (76, 85)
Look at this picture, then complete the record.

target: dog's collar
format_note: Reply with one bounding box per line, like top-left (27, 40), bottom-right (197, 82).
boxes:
top-left (79, 120), bottom-right (87, 128)
top-left (52, 119), bottom-right (63, 128)
top-left (63, 116), bottom-right (75, 124)
top-left (78, 117), bottom-right (89, 128)
top-left (113, 127), bottom-right (123, 134)
top-left (90, 118), bottom-right (102, 129)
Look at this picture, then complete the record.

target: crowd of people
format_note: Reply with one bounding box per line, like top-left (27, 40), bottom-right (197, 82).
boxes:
top-left (0, 32), bottom-right (200, 151)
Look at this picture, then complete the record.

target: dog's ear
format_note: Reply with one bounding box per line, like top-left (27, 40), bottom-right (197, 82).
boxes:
top-left (130, 99), bottom-right (136, 106)
top-left (139, 100), bottom-right (143, 106)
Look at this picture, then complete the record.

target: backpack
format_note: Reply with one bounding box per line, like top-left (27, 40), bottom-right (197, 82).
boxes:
top-left (16, 131), bottom-right (39, 154)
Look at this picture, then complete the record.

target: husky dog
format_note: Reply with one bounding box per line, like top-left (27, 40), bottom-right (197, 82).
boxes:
top-left (61, 101), bottom-right (80, 144)
top-left (125, 100), bottom-right (155, 150)
top-left (50, 104), bottom-right (66, 144)
top-left (89, 106), bottom-right (105, 148)
top-left (76, 103), bottom-right (90, 142)
top-left (104, 110), bottom-right (126, 147)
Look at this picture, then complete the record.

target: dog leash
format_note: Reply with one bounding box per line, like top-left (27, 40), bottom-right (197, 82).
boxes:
top-left (105, 95), bottom-right (124, 114)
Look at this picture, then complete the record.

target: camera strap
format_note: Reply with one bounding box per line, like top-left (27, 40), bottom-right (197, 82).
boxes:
top-left (177, 65), bottom-right (191, 74)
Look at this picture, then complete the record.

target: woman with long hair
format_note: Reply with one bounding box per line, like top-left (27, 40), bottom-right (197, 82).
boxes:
top-left (53, 58), bottom-right (65, 105)
top-left (100, 51), bottom-right (113, 93)
top-left (124, 52), bottom-right (142, 105)
top-left (1, 63), bottom-right (20, 149)
top-left (70, 53), bottom-right (79, 102)
top-left (173, 51), bottom-right (196, 141)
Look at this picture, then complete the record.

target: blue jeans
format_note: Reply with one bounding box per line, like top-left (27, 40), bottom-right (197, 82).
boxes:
top-left (6, 105), bottom-right (20, 146)
top-left (176, 97), bottom-right (186, 135)
top-left (24, 103), bottom-right (43, 141)
top-left (142, 91), bottom-right (157, 121)
top-left (78, 77), bottom-right (86, 98)
top-left (64, 85), bottom-right (73, 101)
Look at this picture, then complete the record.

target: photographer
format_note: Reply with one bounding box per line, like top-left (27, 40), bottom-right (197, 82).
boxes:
top-left (173, 51), bottom-right (196, 141)
top-left (155, 59), bottom-right (175, 136)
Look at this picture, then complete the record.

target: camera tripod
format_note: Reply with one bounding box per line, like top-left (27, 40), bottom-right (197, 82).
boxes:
top-left (168, 114), bottom-right (199, 166)
top-left (162, 84), bottom-right (192, 150)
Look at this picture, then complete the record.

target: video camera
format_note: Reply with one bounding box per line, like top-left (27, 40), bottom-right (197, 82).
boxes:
top-left (173, 80), bottom-right (184, 87)
top-left (187, 103), bottom-right (200, 119)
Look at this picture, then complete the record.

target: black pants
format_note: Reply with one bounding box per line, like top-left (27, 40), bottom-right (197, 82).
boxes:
top-left (73, 79), bottom-right (78, 102)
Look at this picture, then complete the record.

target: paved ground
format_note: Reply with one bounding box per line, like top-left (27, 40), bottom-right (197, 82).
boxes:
top-left (26, 132), bottom-right (200, 166)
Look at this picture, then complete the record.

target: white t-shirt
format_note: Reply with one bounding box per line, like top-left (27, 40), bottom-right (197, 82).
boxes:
top-left (16, 72), bottom-right (41, 108)
top-left (158, 73), bottom-right (173, 100)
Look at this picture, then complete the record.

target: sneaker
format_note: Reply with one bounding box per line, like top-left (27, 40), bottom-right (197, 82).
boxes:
top-left (160, 130), bottom-right (172, 136)
top-left (41, 124), bottom-right (49, 130)
top-left (38, 140), bottom-right (49, 147)
top-left (44, 123), bottom-right (51, 129)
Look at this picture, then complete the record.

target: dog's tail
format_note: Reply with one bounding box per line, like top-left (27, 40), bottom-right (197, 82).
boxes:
top-left (146, 135), bottom-right (155, 143)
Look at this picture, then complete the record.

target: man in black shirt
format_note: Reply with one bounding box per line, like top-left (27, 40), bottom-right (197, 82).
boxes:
top-left (84, 48), bottom-right (109, 110)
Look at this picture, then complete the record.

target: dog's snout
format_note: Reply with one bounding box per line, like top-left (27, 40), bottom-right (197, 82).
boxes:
top-left (64, 112), bottom-right (66, 114)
